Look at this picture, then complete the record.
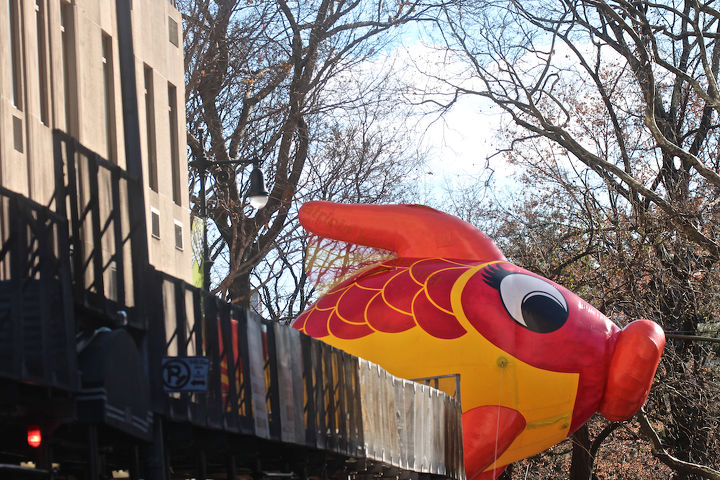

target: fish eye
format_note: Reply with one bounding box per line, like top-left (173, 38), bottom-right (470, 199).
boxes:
top-left (498, 273), bottom-right (568, 333)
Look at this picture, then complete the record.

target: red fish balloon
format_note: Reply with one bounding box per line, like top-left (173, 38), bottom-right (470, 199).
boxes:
top-left (291, 202), bottom-right (665, 480)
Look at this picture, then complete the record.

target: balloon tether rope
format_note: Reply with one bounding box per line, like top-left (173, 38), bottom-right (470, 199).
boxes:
top-left (492, 359), bottom-right (506, 478)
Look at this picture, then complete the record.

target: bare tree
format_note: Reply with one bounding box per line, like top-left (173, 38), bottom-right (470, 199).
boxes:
top-left (179, 0), bottom-right (438, 305)
top-left (427, 1), bottom-right (720, 477)
top-left (430, 0), bottom-right (720, 254)
top-left (252, 97), bottom-right (426, 323)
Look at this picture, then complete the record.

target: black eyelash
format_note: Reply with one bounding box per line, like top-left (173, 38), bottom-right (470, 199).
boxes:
top-left (482, 263), bottom-right (513, 291)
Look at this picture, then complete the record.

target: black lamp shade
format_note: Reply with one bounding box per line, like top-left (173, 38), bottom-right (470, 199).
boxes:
top-left (248, 164), bottom-right (269, 209)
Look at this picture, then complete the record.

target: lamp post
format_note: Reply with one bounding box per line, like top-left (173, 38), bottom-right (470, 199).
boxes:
top-left (190, 128), bottom-right (269, 290)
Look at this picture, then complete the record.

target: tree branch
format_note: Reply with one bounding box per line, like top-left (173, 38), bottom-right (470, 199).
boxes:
top-left (638, 411), bottom-right (720, 480)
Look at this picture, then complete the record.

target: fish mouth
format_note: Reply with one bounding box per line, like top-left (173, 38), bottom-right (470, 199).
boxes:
top-left (599, 319), bottom-right (665, 422)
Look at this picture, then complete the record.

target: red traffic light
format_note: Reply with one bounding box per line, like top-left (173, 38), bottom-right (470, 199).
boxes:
top-left (27, 426), bottom-right (42, 448)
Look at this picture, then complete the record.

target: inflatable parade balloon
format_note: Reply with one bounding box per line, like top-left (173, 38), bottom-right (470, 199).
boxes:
top-left (291, 201), bottom-right (665, 480)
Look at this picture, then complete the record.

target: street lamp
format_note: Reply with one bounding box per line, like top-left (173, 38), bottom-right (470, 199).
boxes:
top-left (190, 128), bottom-right (269, 290)
top-left (247, 163), bottom-right (269, 209)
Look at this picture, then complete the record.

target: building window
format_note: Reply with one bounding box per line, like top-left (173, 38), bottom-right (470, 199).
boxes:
top-left (8, 0), bottom-right (23, 111)
top-left (168, 83), bottom-right (181, 205)
top-left (151, 209), bottom-right (160, 238)
top-left (13, 115), bottom-right (23, 153)
top-left (102, 32), bottom-right (117, 164)
top-left (168, 16), bottom-right (178, 47)
top-left (35, 0), bottom-right (50, 125)
top-left (144, 65), bottom-right (158, 192)
top-left (60, 2), bottom-right (77, 135)
top-left (174, 221), bottom-right (183, 250)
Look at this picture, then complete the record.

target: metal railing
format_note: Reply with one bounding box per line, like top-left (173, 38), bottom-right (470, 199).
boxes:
top-left (150, 271), bottom-right (366, 454)
top-left (53, 130), bottom-right (143, 328)
top-left (152, 271), bottom-right (465, 477)
top-left (0, 186), bottom-right (77, 390)
top-left (413, 373), bottom-right (462, 404)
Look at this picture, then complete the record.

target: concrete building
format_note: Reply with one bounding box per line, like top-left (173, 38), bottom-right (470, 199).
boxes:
top-left (0, 0), bottom-right (192, 281)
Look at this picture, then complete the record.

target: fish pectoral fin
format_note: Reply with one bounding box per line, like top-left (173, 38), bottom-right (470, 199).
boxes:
top-left (463, 405), bottom-right (526, 480)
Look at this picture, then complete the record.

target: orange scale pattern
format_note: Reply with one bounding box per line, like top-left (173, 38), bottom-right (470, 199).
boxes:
top-left (365, 291), bottom-right (415, 333)
top-left (424, 267), bottom-right (466, 313)
top-left (336, 286), bottom-right (378, 323)
top-left (413, 288), bottom-right (466, 339)
top-left (328, 311), bottom-right (374, 339)
top-left (381, 270), bottom-right (416, 314)
top-left (296, 258), bottom-right (477, 340)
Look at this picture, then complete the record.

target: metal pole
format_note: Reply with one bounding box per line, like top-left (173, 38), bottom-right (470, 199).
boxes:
top-left (194, 129), bottom-right (211, 291)
top-left (129, 444), bottom-right (141, 480)
top-left (227, 454), bottom-right (237, 480)
top-left (666, 333), bottom-right (720, 344)
top-left (198, 450), bottom-right (207, 480)
top-left (143, 416), bottom-right (168, 480)
top-left (199, 153), bottom-right (209, 291)
top-left (88, 424), bottom-right (99, 480)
